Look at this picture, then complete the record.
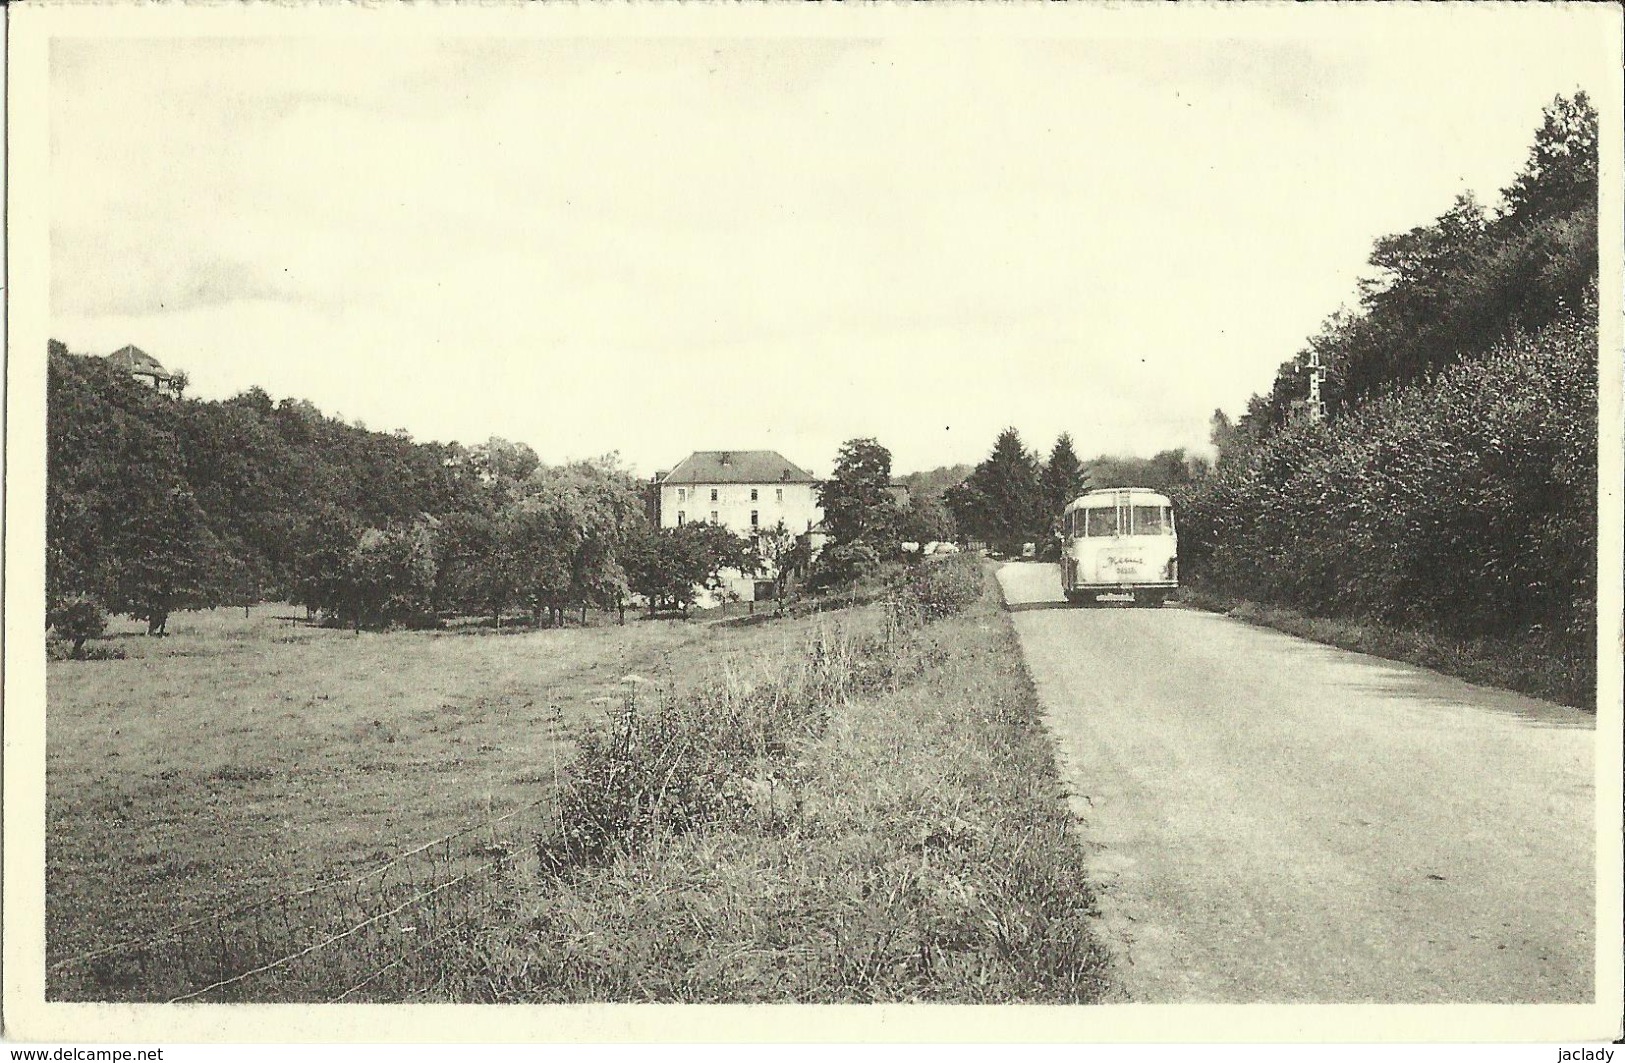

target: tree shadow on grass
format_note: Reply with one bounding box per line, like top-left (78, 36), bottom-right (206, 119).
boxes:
top-left (630, 616), bottom-right (698, 628)
top-left (438, 615), bottom-right (588, 637)
top-left (712, 611), bottom-right (787, 629)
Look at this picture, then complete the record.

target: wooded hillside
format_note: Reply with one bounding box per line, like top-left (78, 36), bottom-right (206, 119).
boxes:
top-left (1174, 93), bottom-right (1600, 702)
top-left (46, 347), bottom-right (731, 631)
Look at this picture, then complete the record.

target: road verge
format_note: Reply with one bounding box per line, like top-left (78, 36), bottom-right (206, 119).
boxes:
top-left (425, 557), bottom-right (1114, 1002)
top-left (1177, 579), bottom-right (1593, 709)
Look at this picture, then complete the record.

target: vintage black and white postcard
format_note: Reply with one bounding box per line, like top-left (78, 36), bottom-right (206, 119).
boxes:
top-left (5, 0), bottom-right (1622, 1049)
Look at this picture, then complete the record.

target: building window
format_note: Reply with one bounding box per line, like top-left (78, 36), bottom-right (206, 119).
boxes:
top-left (677, 511), bottom-right (685, 527)
top-left (678, 488), bottom-right (687, 502)
top-left (750, 489), bottom-right (758, 502)
top-left (776, 488), bottom-right (784, 503)
top-left (710, 511), bottom-right (719, 524)
top-left (750, 510), bottom-right (759, 528)
top-left (710, 488), bottom-right (719, 502)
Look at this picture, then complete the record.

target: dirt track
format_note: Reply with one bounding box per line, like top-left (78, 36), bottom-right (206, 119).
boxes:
top-left (997, 562), bottom-right (1595, 1003)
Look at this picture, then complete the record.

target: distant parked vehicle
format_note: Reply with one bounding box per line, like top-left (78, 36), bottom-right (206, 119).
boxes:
top-left (1059, 488), bottom-right (1178, 607)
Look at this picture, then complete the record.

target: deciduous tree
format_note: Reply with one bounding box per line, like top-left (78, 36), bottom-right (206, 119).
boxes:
top-left (624, 522), bottom-right (755, 617)
top-left (104, 483), bottom-right (221, 635)
top-left (48, 594), bottom-right (108, 658)
top-left (817, 438), bottom-right (901, 551)
top-left (752, 520), bottom-right (810, 613)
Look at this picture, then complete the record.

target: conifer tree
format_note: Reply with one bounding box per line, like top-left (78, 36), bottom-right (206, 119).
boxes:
top-left (948, 428), bottom-right (1044, 555)
top-left (1042, 433), bottom-right (1088, 529)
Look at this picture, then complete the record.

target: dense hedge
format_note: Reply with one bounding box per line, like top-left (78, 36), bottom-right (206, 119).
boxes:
top-left (1175, 303), bottom-right (1597, 659)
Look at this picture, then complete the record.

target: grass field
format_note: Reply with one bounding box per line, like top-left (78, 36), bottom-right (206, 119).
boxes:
top-left (47, 566), bottom-right (1111, 1003)
top-left (46, 606), bottom-right (712, 986)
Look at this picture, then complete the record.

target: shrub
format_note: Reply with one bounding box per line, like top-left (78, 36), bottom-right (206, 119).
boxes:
top-left (809, 541), bottom-right (881, 590)
top-left (1174, 302), bottom-right (1597, 689)
top-left (889, 553), bottom-right (984, 623)
top-left (537, 591), bottom-right (954, 871)
top-left (538, 624), bottom-right (873, 868)
top-left (47, 594), bottom-right (108, 658)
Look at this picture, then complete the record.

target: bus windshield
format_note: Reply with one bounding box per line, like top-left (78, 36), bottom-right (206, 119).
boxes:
top-left (1075, 503), bottom-right (1173, 537)
top-left (1084, 508), bottom-right (1118, 537)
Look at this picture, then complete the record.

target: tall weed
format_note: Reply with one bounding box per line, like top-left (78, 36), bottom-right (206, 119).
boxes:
top-left (536, 565), bottom-right (966, 869)
top-left (439, 559), bottom-right (1112, 1002)
top-left (889, 553), bottom-right (986, 624)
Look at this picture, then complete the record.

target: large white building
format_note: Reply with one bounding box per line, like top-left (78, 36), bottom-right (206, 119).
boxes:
top-left (657, 450), bottom-right (822, 537)
top-left (656, 450), bottom-right (823, 602)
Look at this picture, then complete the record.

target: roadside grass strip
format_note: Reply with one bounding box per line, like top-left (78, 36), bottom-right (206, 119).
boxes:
top-left (1178, 580), bottom-right (1595, 710)
top-left (426, 557), bottom-right (1113, 1003)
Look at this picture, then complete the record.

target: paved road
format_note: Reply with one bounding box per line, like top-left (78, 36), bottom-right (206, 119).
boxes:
top-left (997, 562), bottom-right (1596, 1004)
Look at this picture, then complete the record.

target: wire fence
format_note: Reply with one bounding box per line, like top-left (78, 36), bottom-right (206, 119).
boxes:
top-left (47, 795), bottom-right (556, 1004)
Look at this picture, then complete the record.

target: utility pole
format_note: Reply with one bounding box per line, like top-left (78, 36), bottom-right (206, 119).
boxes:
top-left (1306, 349), bottom-right (1327, 424)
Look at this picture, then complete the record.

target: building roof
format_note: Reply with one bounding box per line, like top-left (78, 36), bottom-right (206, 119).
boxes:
top-left (106, 344), bottom-right (174, 380)
top-left (661, 450), bottom-right (817, 485)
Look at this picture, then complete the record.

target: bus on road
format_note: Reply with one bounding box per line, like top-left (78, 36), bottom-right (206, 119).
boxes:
top-left (1059, 487), bottom-right (1178, 607)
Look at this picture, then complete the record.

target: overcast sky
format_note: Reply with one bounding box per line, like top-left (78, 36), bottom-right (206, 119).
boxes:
top-left (47, 10), bottom-right (1614, 479)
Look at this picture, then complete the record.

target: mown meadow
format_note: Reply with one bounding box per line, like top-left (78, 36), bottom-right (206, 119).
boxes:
top-left (46, 604), bottom-right (708, 998)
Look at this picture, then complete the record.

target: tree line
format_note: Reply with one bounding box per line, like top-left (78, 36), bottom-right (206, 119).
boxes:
top-left (807, 430), bottom-right (1206, 567)
top-left (45, 350), bottom-right (944, 642)
top-left (1214, 92), bottom-right (1598, 453)
top-left (937, 429), bottom-right (1205, 556)
top-left (46, 349), bottom-right (780, 637)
